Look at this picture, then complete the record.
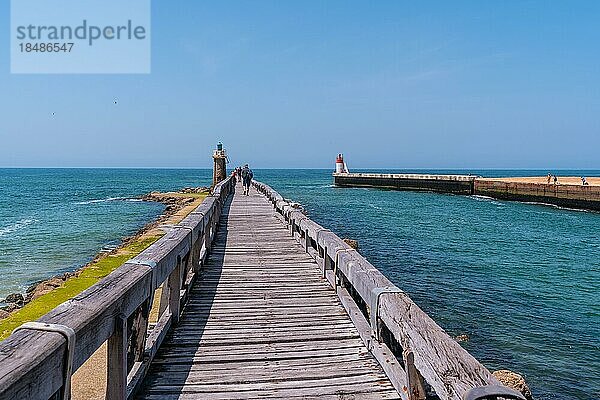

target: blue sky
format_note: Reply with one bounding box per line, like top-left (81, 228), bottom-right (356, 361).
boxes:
top-left (1, 1), bottom-right (599, 168)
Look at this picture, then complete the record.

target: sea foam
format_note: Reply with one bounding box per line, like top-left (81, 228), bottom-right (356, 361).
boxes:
top-left (0, 218), bottom-right (38, 238)
top-left (75, 197), bottom-right (136, 205)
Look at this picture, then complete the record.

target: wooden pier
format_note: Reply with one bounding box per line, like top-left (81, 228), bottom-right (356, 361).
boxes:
top-left (0, 176), bottom-right (525, 400)
top-left (138, 187), bottom-right (397, 399)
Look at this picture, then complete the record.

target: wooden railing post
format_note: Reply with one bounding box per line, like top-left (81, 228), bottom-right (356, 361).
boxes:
top-left (129, 296), bottom-right (153, 369)
top-left (323, 248), bottom-right (331, 278)
top-left (304, 230), bottom-right (310, 252)
top-left (213, 207), bottom-right (219, 233)
top-left (106, 314), bottom-right (127, 400)
top-left (158, 282), bottom-right (169, 317)
top-left (204, 214), bottom-right (213, 254)
top-left (191, 234), bottom-right (201, 274)
top-left (403, 350), bottom-right (426, 400)
top-left (168, 259), bottom-right (183, 323)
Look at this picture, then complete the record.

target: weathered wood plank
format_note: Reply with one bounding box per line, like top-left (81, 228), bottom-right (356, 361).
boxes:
top-left (142, 374), bottom-right (395, 394)
top-left (155, 336), bottom-right (367, 354)
top-left (152, 345), bottom-right (369, 363)
top-left (151, 353), bottom-right (375, 371)
top-left (141, 387), bottom-right (401, 400)
top-left (147, 362), bottom-right (391, 385)
top-left (178, 319), bottom-right (355, 331)
top-left (137, 183), bottom-right (398, 399)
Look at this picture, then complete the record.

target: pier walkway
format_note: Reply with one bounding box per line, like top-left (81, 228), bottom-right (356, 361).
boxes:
top-left (138, 185), bottom-right (399, 399)
top-left (0, 175), bottom-right (525, 400)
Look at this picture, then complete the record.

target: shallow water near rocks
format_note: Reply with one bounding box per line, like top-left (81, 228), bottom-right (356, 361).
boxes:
top-left (0, 168), bottom-right (598, 399)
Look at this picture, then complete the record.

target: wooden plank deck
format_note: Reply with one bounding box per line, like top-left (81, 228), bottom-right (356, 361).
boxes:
top-left (137, 183), bottom-right (400, 399)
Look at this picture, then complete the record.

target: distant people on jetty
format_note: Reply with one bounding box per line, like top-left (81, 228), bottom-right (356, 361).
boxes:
top-left (241, 164), bottom-right (253, 195)
top-left (234, 166), bottom-right (242, 183)
top-left (547, 173), bottom-right (559, 185)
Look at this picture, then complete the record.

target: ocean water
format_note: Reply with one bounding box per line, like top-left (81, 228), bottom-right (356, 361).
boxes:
top-left (0, 168), bottom-right (598, 399)
top-left (0, 169), bottom-right (212, 299)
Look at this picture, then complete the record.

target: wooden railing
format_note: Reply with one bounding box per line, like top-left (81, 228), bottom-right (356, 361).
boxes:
top-left (252, 180), bottom-right (526, 400)
top-left (0, 176), bottom-right (235, 400)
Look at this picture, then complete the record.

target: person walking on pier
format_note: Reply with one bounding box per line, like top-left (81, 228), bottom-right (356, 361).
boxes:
top-left (234, 166), bottom-right (242, 184)
top-left (241, 164), bottom-right (253, 196)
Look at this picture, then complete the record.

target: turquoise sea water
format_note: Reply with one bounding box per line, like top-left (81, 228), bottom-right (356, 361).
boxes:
top-left (0, 168), bottom-right (598, 399)
top-left (0, 169), bottom-right (212, 298)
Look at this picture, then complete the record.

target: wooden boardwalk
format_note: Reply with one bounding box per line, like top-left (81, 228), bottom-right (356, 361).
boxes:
top-left (137, 184), bottom-right (400, 399)
top-left (0, 176), bottom-right (518, 400)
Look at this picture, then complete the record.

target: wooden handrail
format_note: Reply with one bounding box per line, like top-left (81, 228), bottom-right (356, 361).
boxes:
top-left (251, 180), bottom-right (514, 400)
top-left (0, 176), bottom-right (235, 400)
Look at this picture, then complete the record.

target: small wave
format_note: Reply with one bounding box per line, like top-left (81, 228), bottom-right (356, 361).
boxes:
top-left (470, 195), bottom-right (504, 206)
top-left (522, 201), bottom-right (595, 213)
top-left (0, 218), bottom-right (38, 237)
top-left (75, 197), bottom-right (133, 205)
top-left (472, 196), bottom-right (596, 213)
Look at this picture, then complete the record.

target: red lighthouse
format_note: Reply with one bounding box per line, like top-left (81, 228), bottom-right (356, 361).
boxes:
top-left (335, 154), bottom-right (348, 174)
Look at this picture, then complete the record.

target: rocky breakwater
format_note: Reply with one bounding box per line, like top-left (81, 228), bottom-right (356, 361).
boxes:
top-left (0, 273), bottom-right (76, 318)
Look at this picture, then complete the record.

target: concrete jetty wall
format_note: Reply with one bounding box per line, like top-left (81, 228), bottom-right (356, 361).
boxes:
top-left (333, 173), bottom-right (476, 195)
top-left (333, 173), bottom-right (600, 211)
top-left (474, 179), bottom-right (600, 211)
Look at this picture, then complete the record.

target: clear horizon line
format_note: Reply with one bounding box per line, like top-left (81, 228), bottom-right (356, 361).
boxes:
top-left (1, 166), bottom-right (600, 170)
